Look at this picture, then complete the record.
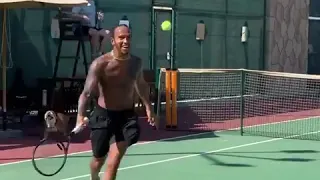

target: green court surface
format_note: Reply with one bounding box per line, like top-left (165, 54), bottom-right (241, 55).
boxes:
top-left (1, 127), bottom-right (320, 180)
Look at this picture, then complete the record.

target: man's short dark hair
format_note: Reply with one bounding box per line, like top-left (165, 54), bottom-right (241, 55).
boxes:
top-left (111, 24), bottom-right (130, 38)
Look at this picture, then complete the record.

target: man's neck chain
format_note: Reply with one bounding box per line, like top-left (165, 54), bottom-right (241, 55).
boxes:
top-left (110, 50), bottom-right (130, 60)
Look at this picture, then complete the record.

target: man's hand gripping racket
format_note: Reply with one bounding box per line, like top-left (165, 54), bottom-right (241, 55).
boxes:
top-left (72, 115), bottom-right (90, 136)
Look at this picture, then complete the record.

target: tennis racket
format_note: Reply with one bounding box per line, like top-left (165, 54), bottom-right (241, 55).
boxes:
top-left (32, 111), bottom-right (88, 176)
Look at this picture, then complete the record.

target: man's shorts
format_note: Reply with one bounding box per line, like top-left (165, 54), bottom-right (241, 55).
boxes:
top-left (89, 105), bottom-right (140, 158)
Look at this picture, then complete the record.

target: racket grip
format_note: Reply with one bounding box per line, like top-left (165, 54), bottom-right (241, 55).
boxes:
top-left (71, 117), bottom-right (89, 135)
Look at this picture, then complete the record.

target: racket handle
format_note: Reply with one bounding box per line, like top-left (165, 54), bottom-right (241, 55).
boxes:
top-left (71, 117), bottom-right (89, 135)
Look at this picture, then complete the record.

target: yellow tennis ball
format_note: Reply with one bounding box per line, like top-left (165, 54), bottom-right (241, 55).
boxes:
top-left (161, 20), bottom-right (171, 31)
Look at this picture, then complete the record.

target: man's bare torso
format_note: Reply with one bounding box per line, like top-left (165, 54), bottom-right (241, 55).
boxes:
top-left (96, 52), bottom-right (141, 110)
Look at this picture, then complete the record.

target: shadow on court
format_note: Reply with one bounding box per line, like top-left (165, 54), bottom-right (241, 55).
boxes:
top-left (212, 153), bottom-right (316, 162)
top-left (124, 149), bottom-right (318, 165)
top-left (0, 138), bottom-right (40, 151)
top-left (125, 149), bottom-right (320, 156)
top-left (0, 126), bottom-right (91, 151)
top-left (200, 153), bottom-right (255, 167)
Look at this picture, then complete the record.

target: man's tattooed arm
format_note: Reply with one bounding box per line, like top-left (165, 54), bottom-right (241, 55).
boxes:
top-left (77, 60), bottom-right (101, 116)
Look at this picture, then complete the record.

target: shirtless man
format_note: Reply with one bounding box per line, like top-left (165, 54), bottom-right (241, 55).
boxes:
top-left (76, 24), bottom-right (157, 180)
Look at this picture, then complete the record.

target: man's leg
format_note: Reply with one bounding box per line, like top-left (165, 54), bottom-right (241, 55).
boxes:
top-left (98, 29), bottom-right (110, 54)
top-left (90, 129), bottom-right (110, 180)
top-left (88, 28), bottom-right (100, 57)
top-left (90, 156), bottom-right (105, 180)
top-left (103, 141), bottom-right (128, 180)
top-left (103, 115), bottom-right (140, 180)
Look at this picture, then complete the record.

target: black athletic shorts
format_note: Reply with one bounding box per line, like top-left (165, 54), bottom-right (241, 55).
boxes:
top-left (89, 105), bottom-right (140, 158)
top-left (73, 25), bottom-right (102, 37)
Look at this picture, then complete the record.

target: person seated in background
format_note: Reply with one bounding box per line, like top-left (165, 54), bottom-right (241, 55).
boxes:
top-left (71, 0), bottom-right (110, 58)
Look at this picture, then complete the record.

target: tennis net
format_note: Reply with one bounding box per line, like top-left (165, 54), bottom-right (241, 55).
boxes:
top-left (156, 68), bottom-right (320, 140)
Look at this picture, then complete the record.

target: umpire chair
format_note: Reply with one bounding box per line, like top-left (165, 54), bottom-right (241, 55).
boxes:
top-left (53, 17), bottom-right (89, 80)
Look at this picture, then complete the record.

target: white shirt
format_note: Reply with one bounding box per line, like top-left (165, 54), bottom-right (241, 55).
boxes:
top-left (72, 0), bottom-right (96, 27)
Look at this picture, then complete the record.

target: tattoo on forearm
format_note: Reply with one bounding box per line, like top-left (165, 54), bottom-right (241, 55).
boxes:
top-left (77, 61), bottom-right (100, 115)
top-left (77, 94), bottom-right (89, 116)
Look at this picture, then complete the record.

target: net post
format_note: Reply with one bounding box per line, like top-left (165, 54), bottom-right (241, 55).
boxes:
top-left (171, 69), bottom-right (178, 128)
top-left (240, 69), bottom-right (245, 136)
top-left (154, 68), bottom-right (160, 113)
top-left (165, 69), bottom-right (172, 128)
top-left (155, 68), bottom-right (163, 126)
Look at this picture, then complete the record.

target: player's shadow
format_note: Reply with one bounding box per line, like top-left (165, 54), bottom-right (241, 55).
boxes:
top-left (212, 153), bottom-right (316, 162)
top-left (200, 153), bottom-right (254, 167)
top-left (212, 149), bottom-right (319, 162)
top-left (223, 150), bottom-right (320, 154)
top-left (124, 151), bottom-right (254, 167)
top-left (126, 149), bottom-right (320, 156)
top-left (126, 149), bottom-right (317, 165)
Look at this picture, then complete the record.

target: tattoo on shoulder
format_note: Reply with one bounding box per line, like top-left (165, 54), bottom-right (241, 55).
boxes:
top-left (90, 55), bottom-right (109, 72)
top-left (82, 57), bottom-right (105, 93)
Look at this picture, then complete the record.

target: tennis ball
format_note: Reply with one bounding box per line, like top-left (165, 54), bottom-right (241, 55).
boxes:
top-left (161, 20), bottom-right (171, 31)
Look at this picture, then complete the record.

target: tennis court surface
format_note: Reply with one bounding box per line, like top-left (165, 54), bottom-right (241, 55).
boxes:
top-left (1, 126), bottom-right (320, 180)
top-left (2, 68), bottom-right (320, 179)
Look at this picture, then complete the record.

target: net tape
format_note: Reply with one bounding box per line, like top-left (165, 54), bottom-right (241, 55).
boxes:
top-left (160, 68), bottom-right (320, 79)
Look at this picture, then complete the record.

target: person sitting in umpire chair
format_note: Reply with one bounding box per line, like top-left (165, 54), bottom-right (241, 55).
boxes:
top-left (71, 0), bottom-right (110, 58)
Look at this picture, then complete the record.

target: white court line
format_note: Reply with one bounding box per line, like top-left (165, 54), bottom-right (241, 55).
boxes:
top-left (0, 131), bottom-right (212, 167)
top-left (1, 115), bottom-right (319, 167)
top-left (60, 129), bottom-right (320, 180)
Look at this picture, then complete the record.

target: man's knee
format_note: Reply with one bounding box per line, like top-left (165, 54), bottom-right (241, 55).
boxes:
top-left (91, 156), bottom-right (106, 168)
top-left (106, 142), bottom-right (128, 170)
top-left (89, 28), bottom-right (99, 37)
top-left (99, 29), bottom-right (110, 39)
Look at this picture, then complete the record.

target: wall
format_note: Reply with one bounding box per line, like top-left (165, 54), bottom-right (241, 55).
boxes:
top-left (5, 0), bottom-right (308, 89)
top-left (4, 1), bottom-right (153, 88)
top-left (265, 0), bottom-right (310, 73)
top-left (173, 0), bottom-right (264, 69)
